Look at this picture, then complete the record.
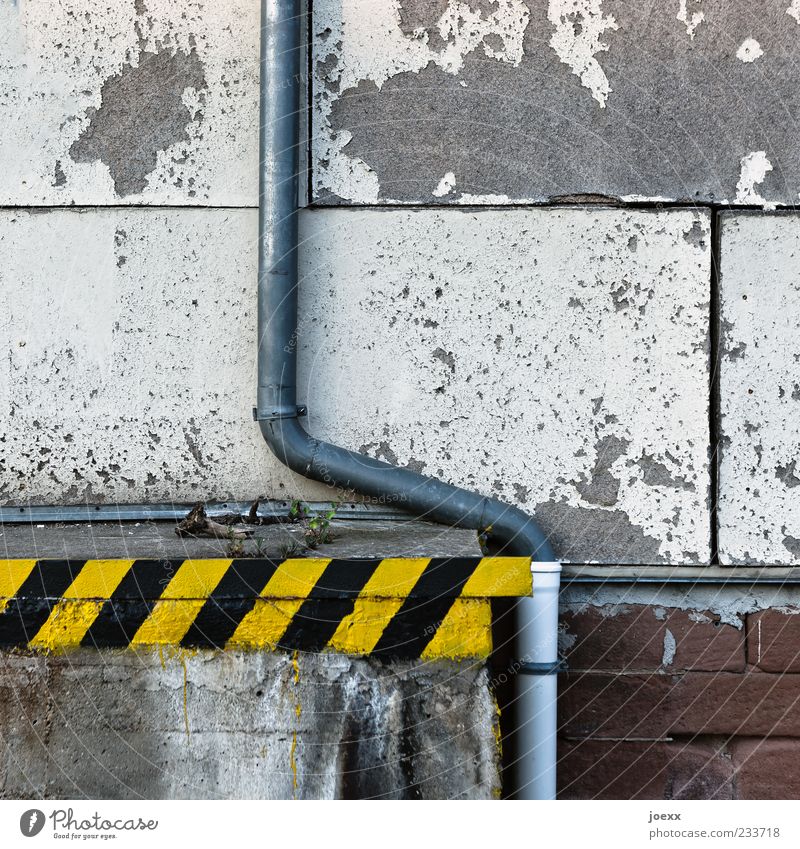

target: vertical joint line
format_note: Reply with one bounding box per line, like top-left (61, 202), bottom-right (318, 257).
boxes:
top-left (709, 207), bottom-right (722, 566)
top-left (305, 0), bottom-right (313, 208)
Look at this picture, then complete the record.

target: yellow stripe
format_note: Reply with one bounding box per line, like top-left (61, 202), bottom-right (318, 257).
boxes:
top-left (324, 558), bottom-right (430, 654)
top-left (226, 559), bottom-right (331, 647)
top-left (226, 599), bottom-right (306, 649)
top-left (29, 560), bottom-right (133, 651)
top-left (327, 598), bottom-right (406, 655)
top-left (132, 559), bottom-right (230, 645)
top-left (0, 559), bottom-right (37, 615)
top-left (260, 558), bottom-right (331, 597)
top-left (155, 559), bottom-right (232, 599)
top-left (421, 598), bottom-right (493, 660)
top-left (460, 557), bottom-right (532, 597)
top-left (359, 558), bottom-right (430, 597)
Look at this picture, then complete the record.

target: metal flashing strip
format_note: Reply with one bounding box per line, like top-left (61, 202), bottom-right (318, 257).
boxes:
top-left (0, 557), bottom-right (532, 658)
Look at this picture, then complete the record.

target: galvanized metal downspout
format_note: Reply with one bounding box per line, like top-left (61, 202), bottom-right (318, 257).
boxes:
top-left (256, 0), bottom-right (556, 559)
top-left (256, 0), bottom-right (556, 561)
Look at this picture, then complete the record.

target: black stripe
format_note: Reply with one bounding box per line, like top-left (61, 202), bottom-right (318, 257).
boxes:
top-left (307, 559), bottom-right (380, 598)
top-left (406, 558), bottom-right (481, 597)
top-left (0, 561), bottom-right (83, 645)
top-left (181, 561), bottom-right (280, 648)
top-left (277, 598), bottom-right (357, 653)
top-left (277, 559), bottom-right (380, 651)
top-left (370, 558), bottom-right (479, 659)
top-left (81, 559), bottom-right (177, 647)
top-left (12, 560), bottom-right (85, 598)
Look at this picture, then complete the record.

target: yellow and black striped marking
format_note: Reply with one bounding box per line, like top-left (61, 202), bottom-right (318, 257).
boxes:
top-left (0, 557), bottom-right (531, 659)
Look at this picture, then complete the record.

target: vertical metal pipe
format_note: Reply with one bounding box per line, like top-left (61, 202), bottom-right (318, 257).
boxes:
top-left (258, 0), bottom-right (302, 423)
top-left (255, 0), bottom-right (557, 560)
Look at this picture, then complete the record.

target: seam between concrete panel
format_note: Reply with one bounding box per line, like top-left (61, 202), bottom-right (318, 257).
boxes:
top-left (709, 210), bottom-right (722, 565)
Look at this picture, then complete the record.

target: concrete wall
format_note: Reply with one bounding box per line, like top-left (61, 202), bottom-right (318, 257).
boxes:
top-left (0, 651), bottom-right (499, 799)
top-left (4, 0), bottom-right (800, 801)
top-left (3, 1), bottom-right (798, 567)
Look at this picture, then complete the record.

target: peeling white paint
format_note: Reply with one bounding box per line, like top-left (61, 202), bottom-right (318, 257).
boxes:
top-left (788, 1), bottom-right (800, 24)
top-left (2, 206), bottom-right (711, 565)
top-left (719, 214), bottom-right (800, 564)
top-left (313, 0), bottom-right (530, 202)
top-left (298, 207), bottom-right (711, 564)
top-left (735, 151), bottom-right (775, 208)
top-left (562, 585), bottom-right (800, 630)
top-left (547, 0), bottom-right (618, 108)
top-left (736, 38), bottom-right (763, 63)
top-left (677, 0), bottom-right (705, 39)
top-left (0, 0), bottom-right (259, 205)
top-left (661, 628), bottom-right (677, 667)
top-left (433, 171), bottom-right (456, 198)
top-left (456, 192), bottom-right (513, 204)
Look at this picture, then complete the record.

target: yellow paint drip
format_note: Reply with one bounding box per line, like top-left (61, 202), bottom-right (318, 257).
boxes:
top-left (290, 650), bottom-right (301, 797)
top-left (181, 651), bottom-right (190, 743)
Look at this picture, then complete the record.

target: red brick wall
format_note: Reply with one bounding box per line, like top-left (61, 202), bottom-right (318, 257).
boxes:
top-left (556, 605), bottom-right (800, 799)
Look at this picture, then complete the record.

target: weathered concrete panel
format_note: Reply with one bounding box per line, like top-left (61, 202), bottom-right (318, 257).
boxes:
top-left (5, 1), bottom-right (799, 208)
top-left (1, 207), bottom-right (710, 563)
top-left (298, 207), bottom-right (711, 563)
top-left (718, 212), bottom-right (800, 565)
top-left (314, 0), bottom-right (800, 205)
top-left (0, 208), bottom-right (301, 505)
top-left (0, 0), bottom-right (258, 205)
top-left (0, 651), bottom-right (499, 799)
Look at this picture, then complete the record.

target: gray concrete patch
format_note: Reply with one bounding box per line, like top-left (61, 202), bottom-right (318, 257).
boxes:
top-left (0, 651), bottom-right (499, 799)
top-left (69, 48), bottom-right (207, 197)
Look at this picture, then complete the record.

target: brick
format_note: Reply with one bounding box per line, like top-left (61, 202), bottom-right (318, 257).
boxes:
top-left (747, 611), bottom-right (800, 672)
top-left (718, 213), bottom-right (800, 565)
top-left (558, 739), bottom-right (735, 800)
top-left (731, 738), bottom-right (800, 800)
top-left (560, 671), bottom-right (800, 738)
top-left (562, 605), bottom-right (744, 672)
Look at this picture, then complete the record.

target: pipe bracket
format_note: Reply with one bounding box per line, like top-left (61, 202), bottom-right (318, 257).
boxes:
top-left (517, 660), bottom-right (566, 676)
top-left (252, 405), bottom-right (308, 422)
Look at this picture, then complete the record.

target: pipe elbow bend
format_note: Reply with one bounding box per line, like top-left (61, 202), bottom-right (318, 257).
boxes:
top-left (259, 417), bottom-right (316, 475)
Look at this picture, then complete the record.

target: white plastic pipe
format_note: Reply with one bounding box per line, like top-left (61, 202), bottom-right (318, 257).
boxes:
top-left (515, 561), bottom-right (562, 800)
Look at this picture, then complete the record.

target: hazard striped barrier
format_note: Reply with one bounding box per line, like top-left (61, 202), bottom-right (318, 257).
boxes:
top-left (0, 557), bottom-right (531, 659)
